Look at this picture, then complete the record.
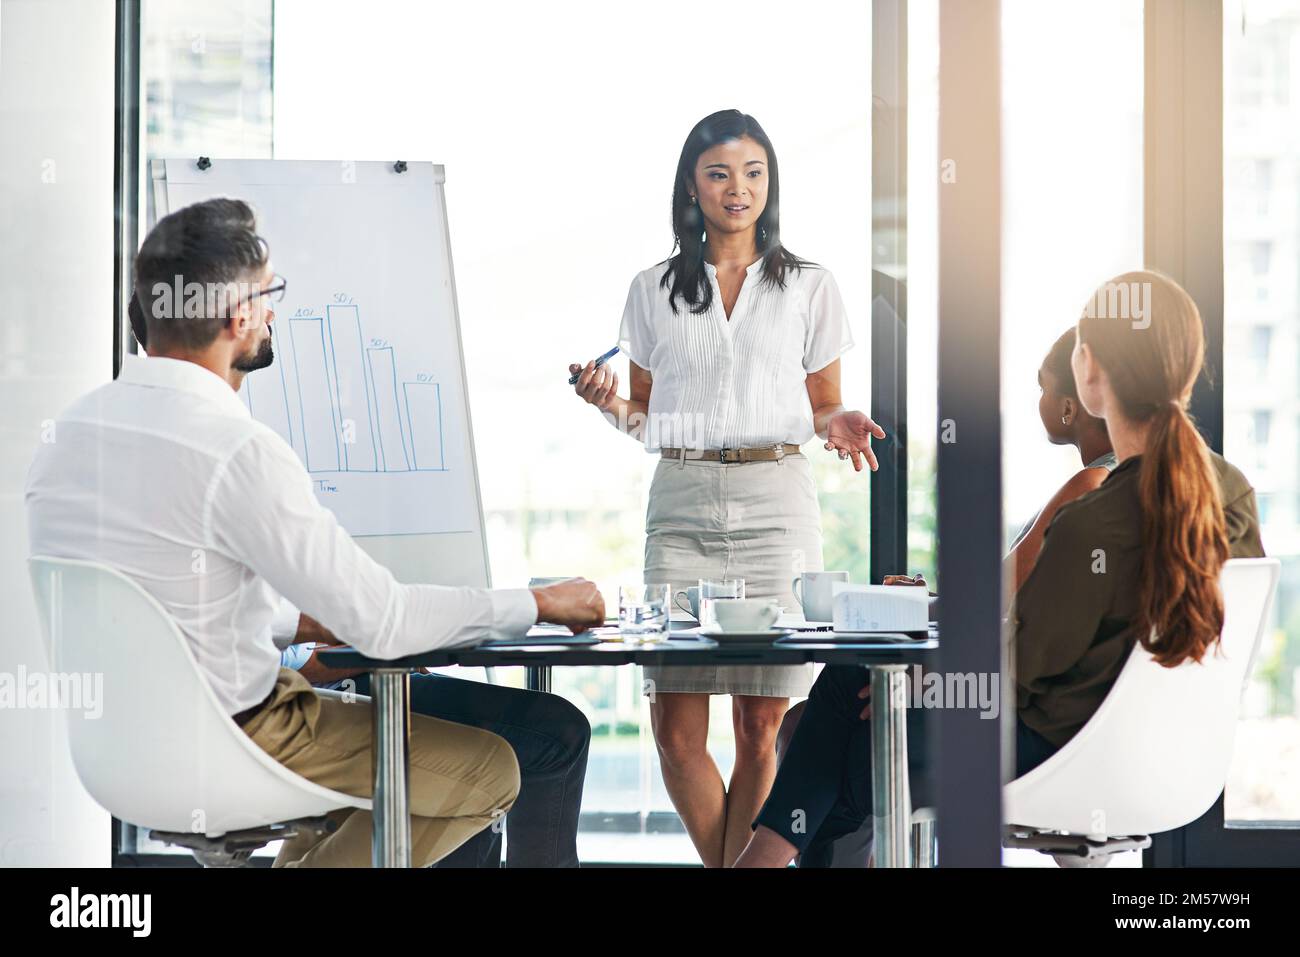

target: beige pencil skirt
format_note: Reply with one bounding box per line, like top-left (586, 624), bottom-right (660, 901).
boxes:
top-left (642, 451), bottom-right (822, 697)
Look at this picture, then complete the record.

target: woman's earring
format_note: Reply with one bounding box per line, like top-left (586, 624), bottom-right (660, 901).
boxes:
top-left (688, 195), bottom-right (696, 205)
top-left (1061, 414), bottom-right (1070, 426)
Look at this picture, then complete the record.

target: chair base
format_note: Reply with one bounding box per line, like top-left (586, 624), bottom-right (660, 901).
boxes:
top-left (1004, 826), bottom-right (1150, 867)
top-left (150, 816), bottom-right (337, 867)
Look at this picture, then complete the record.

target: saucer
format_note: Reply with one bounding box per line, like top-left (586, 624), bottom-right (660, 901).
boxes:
top-left (700, 626), bottom-right (795, 643)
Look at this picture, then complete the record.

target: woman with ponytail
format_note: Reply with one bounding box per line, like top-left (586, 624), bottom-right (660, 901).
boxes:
top-left (1014, 270), bottom-right (1264, 747)
top-left (735, 270), bottom-right (1263, 868)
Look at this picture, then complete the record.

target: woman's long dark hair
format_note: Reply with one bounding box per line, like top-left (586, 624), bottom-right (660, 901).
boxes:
top-left (660, 109), bottom-right (813, 315)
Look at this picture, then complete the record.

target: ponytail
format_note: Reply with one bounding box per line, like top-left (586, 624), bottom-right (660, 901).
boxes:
top-left (1078, 270), bottom-right (1232, 668)
top-left (1134, 402), bottom-right (1229, 665)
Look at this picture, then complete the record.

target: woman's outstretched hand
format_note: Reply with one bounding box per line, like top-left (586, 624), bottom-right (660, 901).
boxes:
top-left (825, 410), bottom-right (886, 472)
top-left (570, 359), bottom-right (620, 412)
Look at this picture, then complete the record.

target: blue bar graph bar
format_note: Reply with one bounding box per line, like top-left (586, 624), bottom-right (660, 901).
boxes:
top-left (326, 304), bottom-right (378, 471)
top-left (289, 317), bottom-right (341, 472)
top-left (402, 381), bottom-right (446, 471)
top-left (367, 347), bottom-right (411, 471)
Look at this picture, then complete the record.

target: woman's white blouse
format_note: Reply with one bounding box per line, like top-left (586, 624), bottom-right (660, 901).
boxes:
top-left (617, 257), bottom-right (854, 451)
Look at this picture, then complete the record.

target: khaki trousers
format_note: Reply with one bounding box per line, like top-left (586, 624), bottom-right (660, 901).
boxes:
top-left (240, 669), bottom-right (520, 867)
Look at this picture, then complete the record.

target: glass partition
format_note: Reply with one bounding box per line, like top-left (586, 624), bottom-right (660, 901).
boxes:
top-left (270, 0), bottom-right (873, 863)
top-left (125, 0), bottom-right (274, 861)
top-left (1223, 0), bottom-right (1300, 827)
top-left (1000, 0), bottom-right (1143, 555)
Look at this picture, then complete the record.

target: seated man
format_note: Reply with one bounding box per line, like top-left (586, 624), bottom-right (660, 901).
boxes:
top-left (27, 197), bottom-right (604, 867)
top-left (126, 222), bottom-right (592, 868)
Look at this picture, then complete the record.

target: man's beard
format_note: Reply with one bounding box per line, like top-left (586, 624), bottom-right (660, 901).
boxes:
top-left (233, 332), bottom-right (274, 372)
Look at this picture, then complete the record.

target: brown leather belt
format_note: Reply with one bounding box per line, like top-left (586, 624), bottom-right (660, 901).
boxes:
top-left (660, 443), bottom-right (802, 464)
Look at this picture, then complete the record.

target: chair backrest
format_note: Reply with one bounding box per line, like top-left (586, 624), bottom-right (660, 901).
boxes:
top-left (28, 556), bottom-right (367, 836)
top-left (1004, 557), bottom-right (1280, 837)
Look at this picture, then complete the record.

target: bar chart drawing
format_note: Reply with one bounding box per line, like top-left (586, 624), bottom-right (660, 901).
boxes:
top-left (159, 158), bottom-right (485, 552)
top-left (402, 381), bottom-right (446, 471)
top-left (259, 301), bottom-right (450, 475)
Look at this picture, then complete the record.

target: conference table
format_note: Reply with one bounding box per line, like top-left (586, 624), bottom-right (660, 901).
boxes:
top-left (317, 621), bottom-right (938, 869)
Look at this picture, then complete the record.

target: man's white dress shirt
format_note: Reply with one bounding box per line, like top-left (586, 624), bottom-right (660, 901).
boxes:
top-left (25, 354), bottom-right (536, 715)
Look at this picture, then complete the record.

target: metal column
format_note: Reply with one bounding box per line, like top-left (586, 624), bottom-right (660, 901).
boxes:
top-left (371, 669), bottom-right (412, 867)
top-left (936, 0), bottom-right (1006, 867)
top-left (870, 0), bottom-right (909, 585)
top-left (870, 665), bottom-right (913, 867)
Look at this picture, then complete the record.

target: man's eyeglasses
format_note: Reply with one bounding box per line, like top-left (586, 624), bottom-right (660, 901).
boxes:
top-left (240, 274), bottom-right (288, 305)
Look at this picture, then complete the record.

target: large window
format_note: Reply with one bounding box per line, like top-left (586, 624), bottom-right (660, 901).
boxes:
top-left (1000, 0), bottom-right (1144, 554)
top-left (132, 0), bottom-right (873, 867)
top-left (141, 0), bottom-right (272, 160)
top-left (267, 0), bottom-right (873, 863)
top-left (127, 0), bottom-right (275, 861)
top-left (999, 0), bottom-right (1144, 867)
top-left (1223, 0), bottom-right (1300, 825)
top-left (137, 0), bottom-right (1295, 866)
top-left (906, 0), bottom-right (939, 585)
top-left (905, 1), bottom-right (1144, 592)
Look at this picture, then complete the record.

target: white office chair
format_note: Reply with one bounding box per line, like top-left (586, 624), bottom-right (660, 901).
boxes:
top-left (29, 556), bottom-right (370, 866)
top-left (1001, 557), bottom-right (1280, 866)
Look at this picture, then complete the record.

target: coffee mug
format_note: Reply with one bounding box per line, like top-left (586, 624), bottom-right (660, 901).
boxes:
top-left (792, 571), bottom-right (850, 622)
top-left (674, 586), bottom-right (701, 620)
top-left (712, 598), bottom-right (781, 633)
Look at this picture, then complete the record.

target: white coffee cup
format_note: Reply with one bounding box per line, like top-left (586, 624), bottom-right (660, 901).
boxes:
top-left (712, 598), bottom-right (781, 633)
top-left (792, 571), bottom-right (851, 622)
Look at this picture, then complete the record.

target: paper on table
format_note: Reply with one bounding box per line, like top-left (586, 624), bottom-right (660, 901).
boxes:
top-left (830, 583), bottom-right (930, 632)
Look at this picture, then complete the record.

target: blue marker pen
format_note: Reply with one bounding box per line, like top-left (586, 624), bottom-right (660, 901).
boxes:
top-left (568, 346), bottom-right (621, 385)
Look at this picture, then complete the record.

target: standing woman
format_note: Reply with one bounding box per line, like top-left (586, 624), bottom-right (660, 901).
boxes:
top-left (568, 109), bottom-right (883, 867)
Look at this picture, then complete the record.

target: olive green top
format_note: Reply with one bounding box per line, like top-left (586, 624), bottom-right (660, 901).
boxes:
top-left (1014, 451), bottom-right (1265, 748)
